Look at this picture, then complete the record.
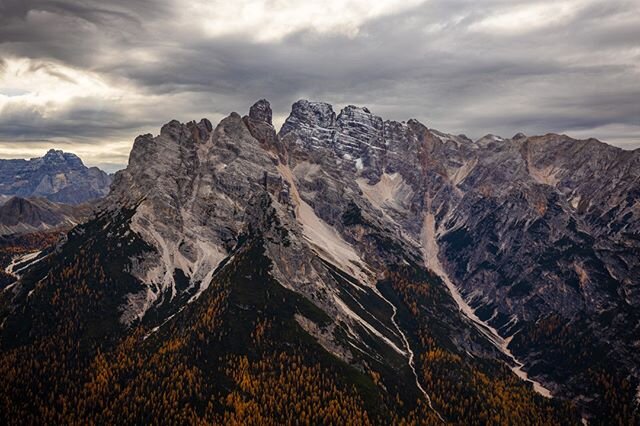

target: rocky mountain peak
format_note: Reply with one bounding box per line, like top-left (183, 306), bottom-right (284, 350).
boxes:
top-left (41, 149), bottom-right (84, 169)
top-left (248, 99), bottom-right (273, 125)
top-left (513, 132), bottom-right (527, 140)
top-left (159, 119), bottom-right (185, 140)
top-left (43, 148), bottom-right (64, 160)
top-left (339, 104), bottom-right (371, 115)
top-left (187, 118), bottom-right (214, 143)
top-left (337, 105), bottom-right (382, 128)
top-left (280, 100), bottom-right (336, 137)
top-left (0, 149), bottom-right (111, 204)
top-left (132, 118), bottom-right (215, 158)
top-left (243, 100), bottom-right (282, 159)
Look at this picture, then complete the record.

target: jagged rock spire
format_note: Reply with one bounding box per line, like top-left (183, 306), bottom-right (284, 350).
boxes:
top-left (249, 99), bottom-right (273, 125)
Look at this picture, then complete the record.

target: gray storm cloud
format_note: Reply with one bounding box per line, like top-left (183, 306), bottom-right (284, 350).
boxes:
top-left (0, 0), bottom-right (638, 170)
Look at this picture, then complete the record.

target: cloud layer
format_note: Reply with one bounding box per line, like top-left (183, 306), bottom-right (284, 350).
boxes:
top-left (1, 0), bottom-right (638, 170)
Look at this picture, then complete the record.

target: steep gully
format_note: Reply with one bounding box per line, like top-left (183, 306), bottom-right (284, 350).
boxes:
top-left (5, 251), bottom-right (43, 278)
top-left (276, 162), bottom-right (445, 420)
top-left (421, 211), bottom-right (552, 398)
top-left (381, 289), bottom-right (446, 422)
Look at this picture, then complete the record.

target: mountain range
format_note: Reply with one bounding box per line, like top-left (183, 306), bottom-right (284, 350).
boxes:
top-left (0, 99), bottom-right (638, 424)
top-left (0, 149), bottom-right (111, 235)
top-left (0, 149), bottom-right (112, 205)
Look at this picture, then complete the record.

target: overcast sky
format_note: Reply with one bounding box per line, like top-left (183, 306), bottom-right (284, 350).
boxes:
top-left (0, 0), bottom-right (638, 172)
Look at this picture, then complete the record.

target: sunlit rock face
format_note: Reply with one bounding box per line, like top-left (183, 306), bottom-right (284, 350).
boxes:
top-left (0, 149), bottom-right (112, 204)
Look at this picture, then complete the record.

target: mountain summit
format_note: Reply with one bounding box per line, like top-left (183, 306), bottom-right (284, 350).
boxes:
top-left (0, 100), bottom-right (637, 424)
top-left (0, 149), bottom-right (112, 204)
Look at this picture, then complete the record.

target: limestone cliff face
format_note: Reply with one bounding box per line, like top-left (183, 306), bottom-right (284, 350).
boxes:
top-left (277, 102), bottom-right (640, 406)
top-left (5, 99), bottom-right (638, 419)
